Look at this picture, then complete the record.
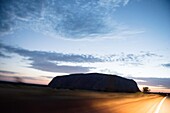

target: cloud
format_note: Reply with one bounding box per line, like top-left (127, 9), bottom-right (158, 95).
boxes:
top-left (99, 68), bottom-right (123, 75)
top-left (0, 43), bottom-right (163, 73)
top-left (133, 79), bottom-right (147, 83)
top-left (41, 75), bottom-right (54, 79)
top-left (0, 43), bottom-right (102, 63)
top-left (0, 70), bottom-right (17, 74)
top-left (101, 51), bottom-right (162, 66)
top-left (0, 0), bottom-right (140, 39)
top-left (0, 74), bottom-right (38, 82)
top-left (0, 52), bottom-right (10, 58)
top-left (134, 77), bottom-right (170, 89)
top-left (162, 63), bottom-right (170, 68)
top-left (0, 43), bottom-right (102, 73)
top-left (123, 0), bottom-right (130, 6)
top-left (30, 60), bottom-right (92, 73)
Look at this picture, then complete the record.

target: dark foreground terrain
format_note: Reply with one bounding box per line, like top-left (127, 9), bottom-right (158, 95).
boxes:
top-left (0, 81), bottom-right (169, 113)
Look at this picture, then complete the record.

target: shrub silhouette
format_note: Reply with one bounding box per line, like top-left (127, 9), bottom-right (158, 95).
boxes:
top-left (143, 87), bottom-right (150, 93)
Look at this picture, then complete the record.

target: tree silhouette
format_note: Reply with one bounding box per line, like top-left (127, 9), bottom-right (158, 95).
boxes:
top-left (15, 77), bottom-right (23, 83)
top-left (143, 87), bottom-right (150, 93)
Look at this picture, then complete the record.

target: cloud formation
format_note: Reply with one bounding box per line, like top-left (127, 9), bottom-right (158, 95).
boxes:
top-left (102, 52), bottom-right (161, 66)
top-left (1, 42), bottom-right (163, 73)
top-left (134, 77), bottom-right (170, 89)
top-left (0, 74), bottom-right (38, 82)
top-left (0, 70), bottom-right (17, 74)
top-left (0, 52), bottom-right (10, 58)
top-left (162, 63), bottom-right (170, 68)
top-left (0, 43), bottom-right (102, 73)
top-left (0, 43), bottom-right (164, 73)
top-left (0, 0), bottom-right (139, 39)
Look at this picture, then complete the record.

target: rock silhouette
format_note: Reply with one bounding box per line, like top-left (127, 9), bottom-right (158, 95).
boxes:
top-left (48, 73), bottom-right (140, 93)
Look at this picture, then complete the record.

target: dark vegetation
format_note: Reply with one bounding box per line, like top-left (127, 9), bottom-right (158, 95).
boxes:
top-left (0, 80), bottom-right (47, 87)
top-left (143, 87), bottom-right (151, 93)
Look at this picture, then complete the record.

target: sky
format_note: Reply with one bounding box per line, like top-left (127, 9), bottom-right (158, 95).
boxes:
top-left (0, 0), bottom-right (170, 92)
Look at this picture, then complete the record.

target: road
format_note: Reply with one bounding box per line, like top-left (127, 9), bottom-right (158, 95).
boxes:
top-left (116, 96), bottom-right (169, 113)
top-left (0, 85), bottom-right (169, 113)
top-left (1, 95), bottom-right (169, 113)
top-left (159, 96), bottom-right (170, 113)
top-left (88, 95), bottom-right (170, 113)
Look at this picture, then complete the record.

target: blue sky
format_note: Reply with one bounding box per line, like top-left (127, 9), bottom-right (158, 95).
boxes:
top-left (0, 0), bottom-right (170, 92)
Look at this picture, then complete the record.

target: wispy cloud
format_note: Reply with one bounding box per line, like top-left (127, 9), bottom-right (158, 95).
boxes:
top-left (0, 70), bottom-right (17, 74)
top-left (30, 60), bottom-right (92, 73)
top-left (0, 43), bottom-right (102, 63)
top-left (123, 0), bottom-right (130, 6)
top-left (0, 52), bottom-right (10, 58)
top-left (0, 74), bottom-right (39, 82)
top-left (0, 43), bottom-right (102, 73)
top-left (1, 42), bottom-right (164, 72)
top-left (0, 0), bottom-right (141, 39)
top-left (162, 63), bottom-right (170, 68)
top-left (133, 77), bottom-right (170, 89)
top-left (101, 51), bottom-right (162, 66)
top-left (41, 75), bottom-right (54, 79)
top-left (0, 43), bottom-right (164, 73)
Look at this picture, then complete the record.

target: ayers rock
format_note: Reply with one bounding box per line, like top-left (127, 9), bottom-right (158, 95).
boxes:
top-left (48, 73), bottom-right (140, 93)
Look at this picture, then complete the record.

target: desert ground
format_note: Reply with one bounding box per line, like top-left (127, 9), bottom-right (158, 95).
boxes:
top-left (0, 82), bottom-right (169, 113)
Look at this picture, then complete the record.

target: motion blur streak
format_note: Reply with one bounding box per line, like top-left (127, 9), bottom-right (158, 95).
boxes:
top-left (109, 96), bottom-right (163, 113)
top-left (1, 87), bottom-right (170, 113)
top-left (154, 96), bottom-right (167, 113)
top-left (91, 96), bottom-right (167, 113)
top-left (159, 96), bottom-right (170, 113)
